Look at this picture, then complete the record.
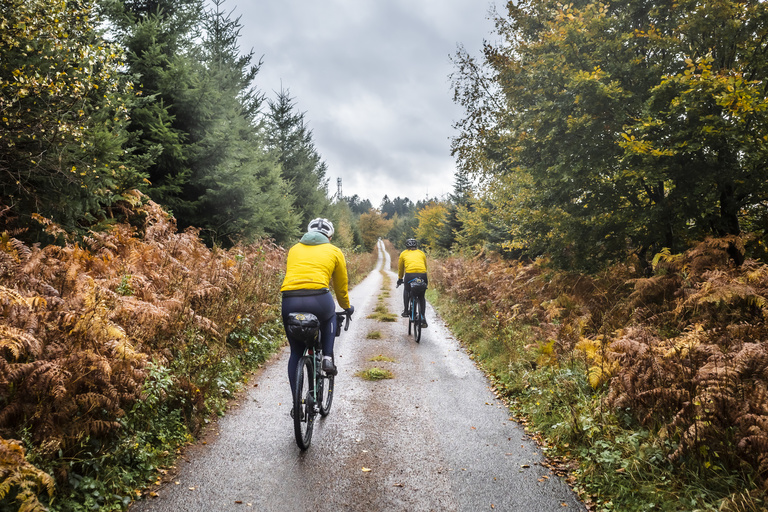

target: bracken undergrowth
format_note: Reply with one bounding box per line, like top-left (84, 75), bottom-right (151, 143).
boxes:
top-left (429, 235), bottom-right (768, 511)
top-left (0, 195), bottom-right (287, 511)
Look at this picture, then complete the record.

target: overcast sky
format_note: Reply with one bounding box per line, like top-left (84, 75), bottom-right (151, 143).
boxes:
top-left (228, 0), bottom-right (503, 207)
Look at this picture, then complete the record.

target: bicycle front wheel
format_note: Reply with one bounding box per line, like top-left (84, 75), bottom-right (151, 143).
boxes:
top-left (319, 369), bottom-right (334, 416)
top-left (293, 356), bottom-right (315, 450)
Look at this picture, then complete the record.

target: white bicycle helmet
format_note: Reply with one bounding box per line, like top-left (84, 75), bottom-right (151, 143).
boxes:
top-left (307, 217), bottom-right (334, 238)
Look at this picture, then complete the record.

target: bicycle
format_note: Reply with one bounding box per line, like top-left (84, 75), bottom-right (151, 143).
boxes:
top-left (285, 309), bottom-right (353, 450)
top-left (406, 277), bottom-right (427, 343)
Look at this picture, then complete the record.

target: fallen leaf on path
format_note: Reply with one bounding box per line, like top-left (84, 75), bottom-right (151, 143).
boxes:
top-left (393, 483), bottom-right (404, 487)
top-left (362, 467), bottom-right (372, 472)
top-left (521, 464), bottom-right (530, 468)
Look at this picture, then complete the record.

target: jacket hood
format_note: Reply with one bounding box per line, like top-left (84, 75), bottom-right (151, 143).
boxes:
top-left (300, 231), bottom-right (330, 245)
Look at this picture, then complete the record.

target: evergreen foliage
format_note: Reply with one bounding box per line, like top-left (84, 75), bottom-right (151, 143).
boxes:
top-left (101, 0), bottom-right (201, 209)
top-left (345, 195), bottom-right (373, 215)
top-left (265, 88), bottom-right (331, 228)
top-left (103, 0), bottom-right (301, 245)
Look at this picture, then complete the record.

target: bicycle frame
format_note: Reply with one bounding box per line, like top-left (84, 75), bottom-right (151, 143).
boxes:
top-left (406, 278), bottom-right (425, 342)
top-left (291, 310), bottom-right (351, 450)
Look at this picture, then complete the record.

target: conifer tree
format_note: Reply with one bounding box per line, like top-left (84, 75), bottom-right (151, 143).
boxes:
top-left (101, 0), bottom-right (202, 211)
top-left (266, 89), bottom-right (331, 226)
top-left (176, 0), bottom-right (299, 244)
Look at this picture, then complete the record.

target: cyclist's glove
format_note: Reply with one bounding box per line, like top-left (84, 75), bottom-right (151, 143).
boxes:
top-left (345, 306), bottom-right (355, 317)
top-left (396, 278), bottom-right (403, 287)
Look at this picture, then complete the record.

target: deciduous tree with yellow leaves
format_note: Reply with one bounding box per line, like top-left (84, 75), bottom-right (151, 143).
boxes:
top-left (0, 0), bottom-right (144, 238)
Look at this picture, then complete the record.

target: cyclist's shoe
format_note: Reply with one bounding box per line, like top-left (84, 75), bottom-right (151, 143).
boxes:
top-left (421, 319), bottom-right (428, 328)
top-left (401, 309), bottom-right (409, 317)
top-left (322, 357), bottom-right (338, 376)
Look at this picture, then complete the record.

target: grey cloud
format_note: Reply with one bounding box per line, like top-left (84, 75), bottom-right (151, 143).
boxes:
top-left (230, 0), bottom-right (501, 204)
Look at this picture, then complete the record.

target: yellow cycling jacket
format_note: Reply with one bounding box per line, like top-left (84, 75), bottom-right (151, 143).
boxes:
top-left (398, 248), bottom-right (427, 278)
top-left (280, 232), bottom-right (351, 309)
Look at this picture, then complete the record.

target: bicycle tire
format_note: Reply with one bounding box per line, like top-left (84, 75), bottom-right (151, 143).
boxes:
top-left (293, 356), bottom-right (315, 450)
top-left (415, 310), bottom-right (422, 342)
top-left (319, 370), bottom-right (334, 416)
top-left (407, 296), bottom-right (413, 336)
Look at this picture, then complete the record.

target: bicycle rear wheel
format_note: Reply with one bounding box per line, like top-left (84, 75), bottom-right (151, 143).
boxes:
top-left (319, 369), bottom-right (334, 416)
top-left (410, 296), bottom-right (421, 342)
top-left (414, 304), bottom-right (422, 343)
top-left (293, 356), bottom-right (315, 450)
top-left (407, 300), bottom-right (413, 335)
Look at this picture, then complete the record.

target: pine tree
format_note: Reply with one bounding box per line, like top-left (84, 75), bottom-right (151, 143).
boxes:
top-left (101, 0), bottom-right (203, 210)
top-left (266, 89), bottom-right (331, 226)
top-left (188, 0), bottom-right (302, 244)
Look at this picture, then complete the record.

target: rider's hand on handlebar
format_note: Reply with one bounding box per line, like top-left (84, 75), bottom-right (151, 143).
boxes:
top-left (396, 278), bottom-right (403, 287)
top-left (345, 306), bottom-right (354, 317)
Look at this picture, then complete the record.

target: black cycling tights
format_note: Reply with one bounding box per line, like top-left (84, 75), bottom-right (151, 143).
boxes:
top-left (281, 292), bottom-right (337, 394)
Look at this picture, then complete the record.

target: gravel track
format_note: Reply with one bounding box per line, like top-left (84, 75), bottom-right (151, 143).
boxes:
top-left (130, 241), bottom-right (586, 512)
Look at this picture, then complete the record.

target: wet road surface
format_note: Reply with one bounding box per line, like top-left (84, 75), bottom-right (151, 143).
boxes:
top-left (130, 240), bottom-right (586, 511)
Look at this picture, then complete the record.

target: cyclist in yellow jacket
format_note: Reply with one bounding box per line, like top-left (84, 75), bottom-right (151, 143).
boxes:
top-left (281, 218), bottom-right (353, 394)
top-left (396, 238), bottom-right (428, 328)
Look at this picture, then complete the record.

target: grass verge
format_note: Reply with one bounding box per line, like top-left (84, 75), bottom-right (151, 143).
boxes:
top-left (426, 289), bottom-right (766, 512)
top-left (356, 368), bottom-right (395, 381)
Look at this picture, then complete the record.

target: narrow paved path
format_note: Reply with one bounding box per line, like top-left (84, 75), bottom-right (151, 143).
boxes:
top-left (130, 241), bottom-right (585, 511)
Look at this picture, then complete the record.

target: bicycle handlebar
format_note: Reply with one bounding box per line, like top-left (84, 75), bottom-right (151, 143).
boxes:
top-left (335, 306), bottom-right (354, 336)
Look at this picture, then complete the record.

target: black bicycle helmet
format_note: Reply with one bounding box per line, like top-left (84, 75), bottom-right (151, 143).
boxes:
top-left (405, 238), bottom-right (418, 249)
top-left (307, 218), bottom-right (334, 238)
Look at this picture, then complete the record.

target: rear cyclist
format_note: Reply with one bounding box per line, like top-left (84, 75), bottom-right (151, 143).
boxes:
top-left (396, 238), bottom-right (428, 328)
top-left (281, 218), bottom-right (353, 396)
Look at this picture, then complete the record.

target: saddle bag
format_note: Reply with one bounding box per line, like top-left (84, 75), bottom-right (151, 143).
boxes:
top-left (409, 277), bottom-right (427, 293)
top-left (285, 312), bottom-right (320, 347)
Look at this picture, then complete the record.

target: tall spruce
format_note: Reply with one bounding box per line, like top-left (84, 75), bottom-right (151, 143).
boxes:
top-left (102, 0), bottom-right (202, 212)
top-left (182, 0), bottom-right (299, 244)
top-left (266, 89), bottom-right (331, 226)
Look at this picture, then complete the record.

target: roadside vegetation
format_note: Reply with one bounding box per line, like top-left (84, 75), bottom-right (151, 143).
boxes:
top-left (0, 199), bottom-right (375, 511)
top-left (428, 239), bottom-right (768, 511)
top-left (0, 199), bottom-right (286, 511)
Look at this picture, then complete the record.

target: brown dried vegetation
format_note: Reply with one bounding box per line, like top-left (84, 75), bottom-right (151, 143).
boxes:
top-left (0, 199), bottom-right (285, 491)
top-left (431, 236), bottom-right (768, 485)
